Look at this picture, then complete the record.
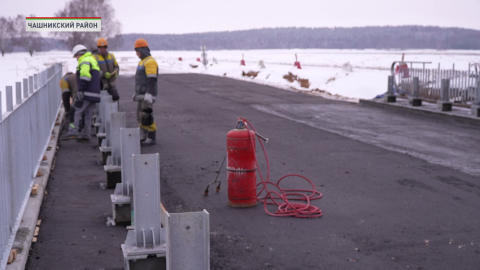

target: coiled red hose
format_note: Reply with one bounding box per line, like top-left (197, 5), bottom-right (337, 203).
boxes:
top-left (239, 118), bottom-right (323, 218)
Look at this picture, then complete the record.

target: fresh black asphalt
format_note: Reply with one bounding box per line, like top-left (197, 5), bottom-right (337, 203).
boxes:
top-left (26, 73), bottom-right (480, 270)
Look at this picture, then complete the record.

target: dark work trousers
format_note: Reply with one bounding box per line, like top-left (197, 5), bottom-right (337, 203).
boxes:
top-left (107, 86), bottom-right (120, 101)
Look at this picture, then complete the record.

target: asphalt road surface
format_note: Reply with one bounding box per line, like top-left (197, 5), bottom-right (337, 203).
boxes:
top-left (27, 73), bottom-right (480, 270)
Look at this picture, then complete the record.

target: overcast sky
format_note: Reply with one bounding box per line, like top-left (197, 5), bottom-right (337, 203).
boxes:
top-left (1, 0), bottom-right (479, 34)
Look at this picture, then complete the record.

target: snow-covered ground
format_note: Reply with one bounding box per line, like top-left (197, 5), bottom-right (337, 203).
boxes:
top-left (1, 49), bottom-right (479, 114)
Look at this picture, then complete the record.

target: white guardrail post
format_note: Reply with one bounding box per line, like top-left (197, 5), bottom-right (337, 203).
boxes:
top-left (104, 112), bottom-right (126, 188)
top-left (111, 128), bottom-right (141, 224)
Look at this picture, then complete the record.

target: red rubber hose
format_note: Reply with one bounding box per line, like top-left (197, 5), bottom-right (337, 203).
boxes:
top-left (239, 118), bottom-right (323, 218)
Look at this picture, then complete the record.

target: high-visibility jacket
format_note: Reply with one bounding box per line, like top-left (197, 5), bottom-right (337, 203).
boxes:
top-left (93, 52), bottom-right (119, 89)
top-left (76, 52), bottom-right (101, 102)
top-left (134, 55), bottom-right (158, 101)
top-left (59, 73), bottom-right (77, 100)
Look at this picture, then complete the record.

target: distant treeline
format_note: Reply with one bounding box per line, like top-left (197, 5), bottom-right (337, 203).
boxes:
top-left (10, 37), bottom-right (69, 52)
top-left (115, 26), bottom-right (480, 51)
top-left (8, 26), bottom-right (480, 53)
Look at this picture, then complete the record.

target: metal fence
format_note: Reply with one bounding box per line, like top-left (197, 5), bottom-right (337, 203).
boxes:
top-left (0, 63), bottom-right (62, 269)
top-left (392, 62), bottom-right (480, 106)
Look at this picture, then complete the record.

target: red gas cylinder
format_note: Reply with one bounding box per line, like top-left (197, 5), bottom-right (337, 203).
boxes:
top-left (226, 121), bottom-right (257, 208)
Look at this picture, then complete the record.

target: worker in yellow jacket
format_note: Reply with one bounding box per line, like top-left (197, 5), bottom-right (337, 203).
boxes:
top-left (62, 44), bottom-right (101, 142)
top-left (133, 38), bottom-right (158, 146)
top-left (93, 38), bottom-right (120, 101)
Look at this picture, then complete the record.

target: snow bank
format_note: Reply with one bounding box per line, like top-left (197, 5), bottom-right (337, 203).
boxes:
top-left (2, 49), bottom-right (479, 114)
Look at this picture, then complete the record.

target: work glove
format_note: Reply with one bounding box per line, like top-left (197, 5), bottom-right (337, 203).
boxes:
top-left (105, 72), bottom-right (111, 79)
top-left (73, 92), bottom-right (84, 108)
top-left (143, 93), bottom-right (153, 104)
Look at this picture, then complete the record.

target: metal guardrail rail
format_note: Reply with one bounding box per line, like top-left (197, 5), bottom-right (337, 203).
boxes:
top-left (391, 61), bottom-right (480, 106)
top-left (0, 63), bottom-right (62, 269)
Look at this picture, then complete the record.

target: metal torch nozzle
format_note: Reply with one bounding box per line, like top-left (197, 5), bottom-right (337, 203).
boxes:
top-left (255, 132), bottom-right (269, 143)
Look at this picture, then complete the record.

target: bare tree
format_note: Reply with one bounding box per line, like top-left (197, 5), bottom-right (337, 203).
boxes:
top-left (0, 17), bottom-right (15, 56)
top-left (12, 15), bottom-right (44, 57)
top-left (52, 0), bottom-right (122, 51)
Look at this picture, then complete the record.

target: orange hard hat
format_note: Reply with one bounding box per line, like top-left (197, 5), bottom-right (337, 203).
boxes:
top-left (134, 38), bottom-right (149, 49)
top-left (97, 38), bottom-right (108, 47)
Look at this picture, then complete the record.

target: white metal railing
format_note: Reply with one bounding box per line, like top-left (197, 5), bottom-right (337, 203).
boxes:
top-left (392, 61), bottom-right (480, 106)
top-left (0, 63), bottom-right (62, 269)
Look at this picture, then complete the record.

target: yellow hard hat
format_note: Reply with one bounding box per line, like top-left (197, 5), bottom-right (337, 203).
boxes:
top-left (134, 38), bottom-right (149, 49)
top-left (97, 38), bottom-right (108, 47)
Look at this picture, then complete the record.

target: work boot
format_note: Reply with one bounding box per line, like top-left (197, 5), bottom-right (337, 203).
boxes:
top-left (141, 131), bottom-right (156, 146)
top-left (61, 133), bottom-right (77, 140)
top-left (141, 138), bottom-right (156, 146)
top-left (76, 134), bottom-right (90, 143)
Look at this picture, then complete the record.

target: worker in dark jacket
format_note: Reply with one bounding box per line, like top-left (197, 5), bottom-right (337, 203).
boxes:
top-left (59, 72), bottom-right (85, 139)
top-left (63, 44), bottom-right (101, 142)
top-left (59, 72), bottom-right (77, 129)
top-left (93, 38), bottom-right (120, 101)
top-left (134, 38), bottom-right (158, 146)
